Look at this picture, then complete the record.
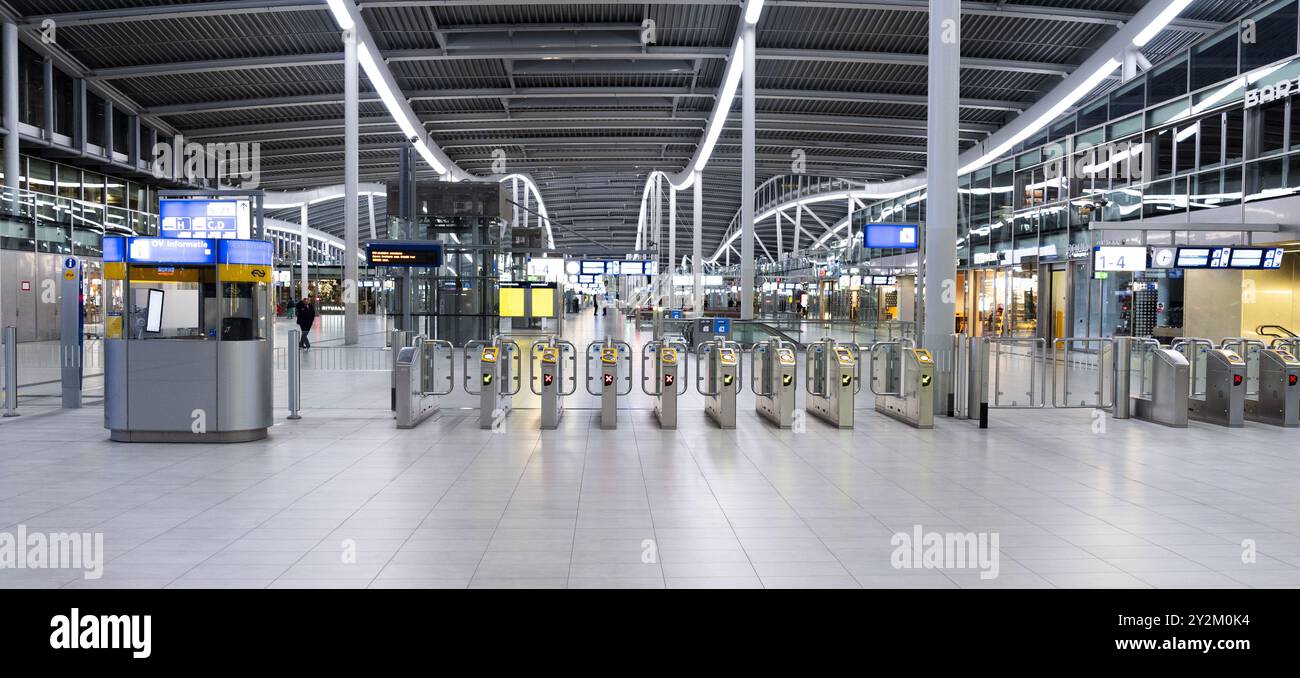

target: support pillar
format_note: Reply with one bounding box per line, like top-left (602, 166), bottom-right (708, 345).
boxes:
top-left (923, 0), bottom-right (960, 360)
top-left (693, 171), bottom-right (703, 314)
top-left (2, 22), bottom-right (19, 208)
top-left (739, 24), bottom-right (756, 320)
top-left (668, 184), bottom-right (677, 308)
top-left (343, 28), bottom-right (360, 344)
top-left (300, 203), bottom-right (310, 300)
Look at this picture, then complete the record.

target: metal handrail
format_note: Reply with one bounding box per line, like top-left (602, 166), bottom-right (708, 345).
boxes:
top-left (418, 339), bottom-right (455, 396)
top-left (1221, 337), bottom-right (1265, 398)
top-left (868, 339), bottom-right (907, 397)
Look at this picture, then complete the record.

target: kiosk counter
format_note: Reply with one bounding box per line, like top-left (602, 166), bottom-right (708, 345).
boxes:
top-left (103, 236), bottom-right (274, 442)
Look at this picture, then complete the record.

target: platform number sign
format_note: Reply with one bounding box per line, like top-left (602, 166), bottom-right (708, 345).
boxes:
top-left (1093, 246), bottom-right (1148, 274)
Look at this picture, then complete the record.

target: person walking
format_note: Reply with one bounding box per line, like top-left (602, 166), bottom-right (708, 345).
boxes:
top-left (295, 297), bottom-right (316, 349)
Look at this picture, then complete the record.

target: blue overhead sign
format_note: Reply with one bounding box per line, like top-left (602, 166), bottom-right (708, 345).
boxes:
top-left (103, 236), bottom-right (126, 263)
top-left (159, 198), bottom-right (251, 239)
top-left (127, 237), bottom-right (218, 265)
top-left (864, 223), bottom-right (919, 250)
top-left (218, 239), bottom-right (274, 267)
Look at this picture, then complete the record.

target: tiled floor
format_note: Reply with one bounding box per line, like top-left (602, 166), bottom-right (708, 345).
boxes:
top-left (2, 313), bottom-right (1298, 589)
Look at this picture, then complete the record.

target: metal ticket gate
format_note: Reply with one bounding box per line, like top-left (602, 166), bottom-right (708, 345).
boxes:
top-left (697, 338), bottom-right (742, 428)
top-left (751, 339), bottom-right (798, 428)
top-left (805, 338), bottom-right (859, 428)
top-left (869, 341), bottom-right (935, 429)
top-left (394, 337), bottom-right (454, 429)
top-left (1174, 338), bottom-right (1246, 427)
top-left (947, 334), bottom-right (989, 428)
top-left (464, 336), bottom-right (522, 429)
top-left (642, 339), bottom-right (688, 429)
top-left (586, 339), bottom-right (632, 429)
top-left (530, 338), bottom-right (577, 429)
top-left (1128, 342), bottom-right (1190, 428)
top-left (1227, 338), bottom-right (1300, 427)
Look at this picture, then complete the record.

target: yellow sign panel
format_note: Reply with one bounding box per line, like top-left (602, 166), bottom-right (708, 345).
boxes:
top-left (104, 262), bottom-right (127, 280)
top-left (541, 348), bottom-right (558, 364)
top-left (530, 288), bottom-right (555, 318)
top-left (500, 287), bottom-right (526, 317)
top-left (601, 347), bottom-right (619, 364)
top-left (63, 269), bottom-right (76, 281)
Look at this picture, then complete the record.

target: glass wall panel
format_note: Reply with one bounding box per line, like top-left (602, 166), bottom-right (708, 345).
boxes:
top-left (18, 44), bottom-right (44, 126)
top-left (1148, 54), bottom-right (1188, 105)
top-left (1191, 30), bottom-right (1239, 91)
top-left (1241, 0), bottom-right (1298, 72)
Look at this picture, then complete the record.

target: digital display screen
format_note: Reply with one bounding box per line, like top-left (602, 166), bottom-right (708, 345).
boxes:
top-left (644, 261), bottom-right (657, 275)
top-left (864, 224), bottom-right (919, 250)
top-left (159, 199), bottom-right (251, 239)
top-left (577, 274), bottom-right (596, 284)
top-left (579, 260), bottom-right (605, 275)
top-left (366, 241), bottom-right (443, 267)
top-left (1093, 246), bottom-right (1148, 272)
top-left (620, 261), bottom-right (644, 275)
top-left (1175, 248), bottom-right (1212, 268)
top-left (145, 289), bottom-right (164, 333)
top-left (1175, 247), bottom-right (1284, 269)
top-left (127, 238), bottom-right (217, 265)
top-left (218, 239), bottom-right (274, 266)
top-left (871, 275), bottom-right (890, 285)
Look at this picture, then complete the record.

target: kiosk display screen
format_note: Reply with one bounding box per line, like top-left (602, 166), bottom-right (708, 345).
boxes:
top-left (366, 241), bottom-right (443, 267)
top-left (864, 224), bottom-right (919, 250)
top-left (145, 289), bottom-right (165, 333)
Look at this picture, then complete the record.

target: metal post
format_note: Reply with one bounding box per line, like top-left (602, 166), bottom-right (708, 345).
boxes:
top-left (2, 326), bottom-right (17, 417)
top-left (739, 24), bottom-right (756, 320)
top-left (343, 27), bottom-right (360, 345)
top-left (1113, 336), bottom-right (1132, 419)
top-left (693, 171), bottom-right (703, 314)
top-left (287, 329), bottom-right (302, 420)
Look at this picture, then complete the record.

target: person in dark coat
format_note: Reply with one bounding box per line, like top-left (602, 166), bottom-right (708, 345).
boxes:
top-left (295, 297), bottom-right (316, 349)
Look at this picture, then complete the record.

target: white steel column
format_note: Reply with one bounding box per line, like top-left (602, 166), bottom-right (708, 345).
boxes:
top-left (512, 178), bottom-right (520, 231)
top-left (652, 174), bottom-right (662, 303)
top-left (343, 28), bottom-right (360, 345)
top-left (668, 185), bottom-right (677, 308)
top-left (923, 0), bottom-right (959, 357)
top-left (739, 23), bottom-right (756, 320)
top-left (300, 203), bottom-right (310, 299)
top-left (693, 171), bottom-right (703, 313)
top-left (794, 204), bottom-right (802, 253)
top-left (775, 210), bottom-right (783, 257)
top-left (2, 22), bottom-right (18, 206)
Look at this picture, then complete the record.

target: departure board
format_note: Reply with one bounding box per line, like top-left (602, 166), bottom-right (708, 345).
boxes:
top-left (366, 241), bottom-right (444, 267)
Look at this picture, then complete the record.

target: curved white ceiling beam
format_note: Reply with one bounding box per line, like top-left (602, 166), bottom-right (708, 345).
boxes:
top-left (699, 0), bottom-right (1193, 266)
top-left (634, 0), bottom-right (761, 253)
top-left (264, 216), bottom-right (366, 262)
top-left (262, 182), bottom-right (387, 209)
top-left (491, 173), bottom-right (556, 249)
top-left (703, 180), bottom-right (923, 263)
top-left (325, 0), bottom-right (554, 249)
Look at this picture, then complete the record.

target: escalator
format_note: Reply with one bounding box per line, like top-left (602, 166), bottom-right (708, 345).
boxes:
top-left (683, 320), bottom-right (803, 350)
top-left (1257, 324), bottom-right (1297, 339)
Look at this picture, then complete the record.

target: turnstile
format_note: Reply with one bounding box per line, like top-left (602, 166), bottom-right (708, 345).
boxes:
top-left (642, 340), bottom-right (688, 429)
top-left (1128, 345), bottom-right (1190, 428)
top-left (869, 340), bottom-right (934, 429)
top-left (697, 338), bottom-right (741, 428)
top-left (805, 338), bottom-right (858, 428)
top-left (752, 339), bottom-right (798, 428)
top-left (586, 339), bottom-right (632, 429)
top-left (464, 336), bottom-right (522, 429)
top-left (529, 338), bottom-right (577, 429)
top-left (1175, 339), bottom-right (1246, 427)
top-left (394, 337), bottom-right (454, 429)
top-left (1230, 338), bottom-right (1300, 427)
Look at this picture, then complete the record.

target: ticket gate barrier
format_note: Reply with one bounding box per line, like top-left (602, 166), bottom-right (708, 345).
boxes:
top-left (390, 329), bottom-right (418, 411)
top-left (1174, 338), bottom-right (1245, 427)
top-left (868, 340), bottom-right (934, 428)
top-left (752, 339), bottom-right (798, 428)
top-left (394, 337), bottom-right (455, 429)
top-left (464, 337), bottom-right (522, 429)
top-left (1226, 338), bottom-right (1300, 427)
top-left (586, 339), bottom-right (633, 429)
top-left (1127, 344), bottom-right (1190, 427)
top-left (642, 340), bottom-right (689, 429)
top-left (805, 338), bottom-right (859, 428)
top-left (529, 338), bottom-right (577, 429)
top-left (947, 334), bottom-right (989, 428)
top-left (697, 338), bottom-right (742, 428)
